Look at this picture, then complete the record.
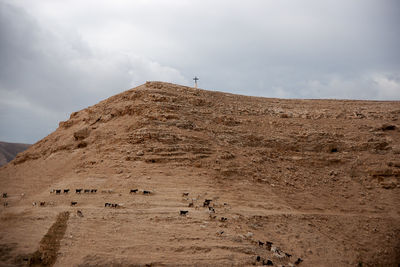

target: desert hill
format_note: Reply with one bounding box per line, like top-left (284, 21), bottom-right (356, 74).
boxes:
top-left (0, 81), bottom-right (399, 266)
top-left (0, 142), bottom-right (30, 167)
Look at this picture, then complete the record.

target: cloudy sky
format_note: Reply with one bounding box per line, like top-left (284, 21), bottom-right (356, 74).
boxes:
top-left (0, 0), bottom-right (399, 143)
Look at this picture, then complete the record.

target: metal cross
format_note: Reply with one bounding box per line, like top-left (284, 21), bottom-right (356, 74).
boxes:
top-left (193, 76), bottom-right (199, 88)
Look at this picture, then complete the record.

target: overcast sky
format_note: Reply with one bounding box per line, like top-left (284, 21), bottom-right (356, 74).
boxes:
top-left (1, 0), bottom-right (399, 143)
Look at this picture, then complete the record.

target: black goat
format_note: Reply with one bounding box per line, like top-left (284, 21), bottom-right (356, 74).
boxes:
top-left (180, 210), bottom-right (189, 216)
top-left (203, 199), bottom-right (212, 207)
top-left (84, 189), bottom-right (90, 193)
top-left (220, 217), bottom-right (227, 222)
top-left (70, 201), bottom-right (77, 206)
top-left (55, 190), bottom-right (61, 194)
top-left (130, 189), bottom-right (138, 193)
top-left (64, 189), bottom-right (70, 194)
top-left (2, 193), bottom-right (7, 198)
top-left (263, 259), bottom-right (273, 266)
top-left (295, 258), bottom-right (303, 265)
top-left (76, 189), bottom-right (82, 193)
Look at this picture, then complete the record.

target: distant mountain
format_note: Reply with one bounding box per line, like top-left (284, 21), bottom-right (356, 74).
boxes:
top-left (0, 141), bottom-right (31, 167)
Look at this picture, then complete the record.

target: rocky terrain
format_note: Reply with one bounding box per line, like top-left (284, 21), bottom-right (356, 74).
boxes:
top-left (0, 142), bottom-right (30, 167)
top-left (0, 81), bottom-right (399, 266)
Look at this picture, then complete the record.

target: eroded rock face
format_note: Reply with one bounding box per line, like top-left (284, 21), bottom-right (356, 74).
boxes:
top-left (73, 127), bottom-right (91, 141)
top-left (1, 82), bottom-right (399, 266)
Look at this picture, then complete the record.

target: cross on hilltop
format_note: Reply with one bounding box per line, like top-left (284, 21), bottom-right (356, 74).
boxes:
top-left (193, 76), bottom-right (199, 88)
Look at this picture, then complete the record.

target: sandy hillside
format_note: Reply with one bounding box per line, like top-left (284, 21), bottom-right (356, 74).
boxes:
top-left (0, 81), bottom-right (399, 266)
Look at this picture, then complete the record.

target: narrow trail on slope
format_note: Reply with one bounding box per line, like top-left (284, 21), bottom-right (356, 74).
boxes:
top-left (232, 208), bottom-right (400, 219)
top-left (29, 211), bottom-right (70, 266)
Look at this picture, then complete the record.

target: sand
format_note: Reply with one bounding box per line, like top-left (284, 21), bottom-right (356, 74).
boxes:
top-left (0, 81), bottom-right (399, 266)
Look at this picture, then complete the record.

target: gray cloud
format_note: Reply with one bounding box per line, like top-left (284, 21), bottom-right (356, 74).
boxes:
top-left (0, 0), bottom-right (399, 143)
top-left (0, 1), bottom-right (187, 143)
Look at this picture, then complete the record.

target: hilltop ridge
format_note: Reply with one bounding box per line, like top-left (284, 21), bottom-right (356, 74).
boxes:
top-left (0, 81), bottom-right (399, 266)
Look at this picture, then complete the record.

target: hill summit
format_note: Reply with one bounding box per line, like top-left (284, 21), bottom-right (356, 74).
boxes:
top-left (1, 81), bottom-right (399, 266)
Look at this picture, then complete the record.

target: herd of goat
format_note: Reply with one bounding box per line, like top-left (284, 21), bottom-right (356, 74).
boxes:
top-left (2, 191), bottom-right (303, 265)
top-left (4, 189), bottom-right (228, 224)
top-left (38, 188), bottom-right (154, 208)
top-left (50, 188), bottom-right (98, 194)
top-left (2, 189), bottom-right (224, 219)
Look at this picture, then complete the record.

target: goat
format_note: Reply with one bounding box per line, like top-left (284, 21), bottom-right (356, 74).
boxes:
top-left (271, 246), bottom-right (285, 258)
top-left (266, 241), bottom-right (273, 250)
top-left (91, 189), bottom-right (97, 193)
top-left (40, 202), bottom-right (46, 206)
top-left (55, 190), bottom-right (61, 194)
top-left (71, 201), bottom-right (77, 206)
top-left (258, 241), bottom-right (264, 246)
top-left (263, 259), bottom-right (273, 266)
top-left (208, 206), bottom-right (215, 213)
top-left (188, 202), bottom-right (194, 207)
top-left (84, 189), bottom-right (90, 193)
top-left (76, 189), bottom-right (82, 194)
top-left (2, 193), bottom-right (7, 198)
top-left (77, 210), bottom-right (84, 217)
top-left (130, 189), bottom-right (138, 193)
top-left (32, 202), bottom-right (37, 206)
top-left (105, 203), bottom-right (110, 207)
top-left (203, 199), bottom-right (212, 207)
top-left (111, 203), bottom-right (119, 208)
top-left (220, 217), bottom-right (227, 222)
top-left (64, 189), bottom-right (70, 194)
top-left (143, 190), bottom-right (151, 195)
top-left (182, 192), bottom-right (189, 197)
top-left (180, 210), bottom-right (189, 216)
top-left (295, 258), bottom-right (303, 265)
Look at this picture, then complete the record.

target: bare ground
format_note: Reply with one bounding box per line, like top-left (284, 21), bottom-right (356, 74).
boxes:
top-left (0, 81), bottom-right (399, 266)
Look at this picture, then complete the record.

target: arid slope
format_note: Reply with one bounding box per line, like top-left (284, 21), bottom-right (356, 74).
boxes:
top-left (0, 81), bottom-right (399, 266)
